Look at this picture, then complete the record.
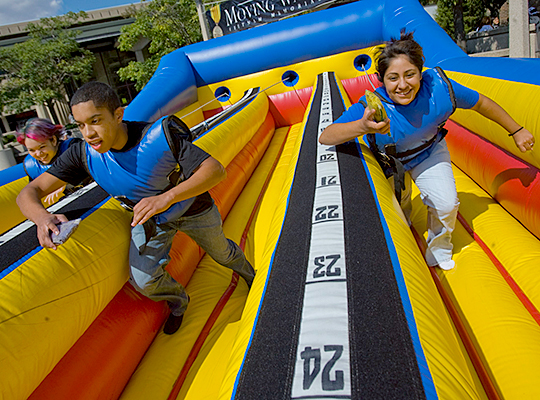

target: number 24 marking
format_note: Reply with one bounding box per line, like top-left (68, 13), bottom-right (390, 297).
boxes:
top-left (300, 345), bottom-right (344, 391)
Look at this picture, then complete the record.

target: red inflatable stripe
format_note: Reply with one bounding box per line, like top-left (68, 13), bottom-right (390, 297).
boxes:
top-left (411, 228), bottom-right (502, 400)
top-left (167, 123), bottom-right (291, 399)
top-left (457, 212), bottom-right (540, 325)
top-left (29, 112), bottom-right (275, 400)
top-left (341, 74), bottom-right (383, 104)
top-left (268, 87), bottom-right (312, 128)
top-left (28, 284), bottom-right (169, 400)
top-left (167, 112), bottom-right (275, 284)
top-left (445, 120), bottom-right (540, 239)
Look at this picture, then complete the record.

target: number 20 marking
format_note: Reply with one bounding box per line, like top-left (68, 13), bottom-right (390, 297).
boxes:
top-left (320, 153), bottom-right (335, 162)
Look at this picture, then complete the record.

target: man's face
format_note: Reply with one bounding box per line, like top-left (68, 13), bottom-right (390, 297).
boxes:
top-left (72, 100), bottom-right (124, 153)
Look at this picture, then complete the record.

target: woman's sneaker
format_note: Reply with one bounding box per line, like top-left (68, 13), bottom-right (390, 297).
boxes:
top-left (438, 260), bottom-right (455, 271)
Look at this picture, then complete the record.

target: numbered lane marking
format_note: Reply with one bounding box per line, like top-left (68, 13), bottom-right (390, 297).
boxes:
top-left (292, 73), bottom-right (351, 399)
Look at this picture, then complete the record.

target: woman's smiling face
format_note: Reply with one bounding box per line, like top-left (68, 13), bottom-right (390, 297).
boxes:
top-left (383, 54), bottom-right (422, 105)
top-left (25, 136), bottom-right (58, 165)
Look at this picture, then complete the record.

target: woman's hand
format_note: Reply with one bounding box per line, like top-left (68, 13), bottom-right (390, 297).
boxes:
top-left (43, 185), bottom-right (66, 206)
top-left (512, 128), bottom-right (535, 152)
top-left (361, 107), bottom-right (391, 136)
top-left (472, 95), bottom-right (535, 153)
top-left (319, 107), bottom-right (391, 145)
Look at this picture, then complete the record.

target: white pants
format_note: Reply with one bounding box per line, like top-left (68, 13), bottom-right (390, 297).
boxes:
top-left (398, 141), bottom-right (459, 266)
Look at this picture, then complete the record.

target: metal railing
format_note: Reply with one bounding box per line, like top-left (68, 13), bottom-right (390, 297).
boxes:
top-left (467, 23), bottom-right (539, 58)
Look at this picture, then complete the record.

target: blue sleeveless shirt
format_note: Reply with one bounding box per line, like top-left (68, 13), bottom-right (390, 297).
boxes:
top-left (83, 116), bottom-right (195, 224)
top-left (368, 68), bottom-right (455, 169)
top-left (336, 68), bottom-right (480, 170)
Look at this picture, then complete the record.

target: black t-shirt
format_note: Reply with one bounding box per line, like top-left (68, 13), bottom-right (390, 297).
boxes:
top-left (47, 121), bottom-right (213, 216)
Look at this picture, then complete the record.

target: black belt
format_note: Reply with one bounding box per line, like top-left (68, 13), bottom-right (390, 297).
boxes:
top-left (367, 126), bottom-right (448, 203)
top-left (394, 129), bottom-right (445, 160)
top-left (114, 195), bottom-right (136, 212)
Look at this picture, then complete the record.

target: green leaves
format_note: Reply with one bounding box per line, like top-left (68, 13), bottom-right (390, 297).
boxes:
top-left (435, 0), bottom-right (506, 40)
top-left (0, 2), bottom-right (205, 119)
top-left (0, 11), bottom-right (95, 123)
top-left (117, 55), bottom-right (161, 92)
top-left (117, 0), bottom-right (202, 90)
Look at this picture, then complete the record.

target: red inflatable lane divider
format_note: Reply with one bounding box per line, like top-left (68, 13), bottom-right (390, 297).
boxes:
top-left (268, 87), bottom-right (312, 128)
top-left (167, 272), bottom-right (240, 400)
top-left (167, 112), bottom-right (276, 285)
top-left (28, 283), bottom-right (169, 400)
top-left (240, 125), bottom-right (291, 250)
top-left (341, 74), bottom-right (383, 104)
top-left (446, 120), bottom-right (540, 239)
top-left (456, 212), bottom-right (540, 325)
top-left (167, 123), bottom-right (292, 400)
top-left (410, 227), bottom-right (502, 400)
top-left (29, 112), bottom-right (276, 400)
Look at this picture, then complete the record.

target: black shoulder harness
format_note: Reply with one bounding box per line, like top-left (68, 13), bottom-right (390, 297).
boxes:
top-left (434, 66), bottom-right (457, 114)
top-left (161, 115), bottom-right (193, 188)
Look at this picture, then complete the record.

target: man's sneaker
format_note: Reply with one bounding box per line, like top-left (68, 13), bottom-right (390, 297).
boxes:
top-left (163, 313), bottom-right (184, 335)
top-left (438, 260), bottom-right (455, 271)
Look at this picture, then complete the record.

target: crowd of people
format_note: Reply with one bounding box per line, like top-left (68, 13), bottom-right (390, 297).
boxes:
top-left (471, 4), bottom-right (540, 34)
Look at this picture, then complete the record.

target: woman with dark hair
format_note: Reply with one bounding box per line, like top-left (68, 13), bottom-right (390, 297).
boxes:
top-left (478, 16), bottom-right (493, 32)
top-left (320, 32), bottom-right (535, 270)
top-left (16, 118), bottom-right (83, 203)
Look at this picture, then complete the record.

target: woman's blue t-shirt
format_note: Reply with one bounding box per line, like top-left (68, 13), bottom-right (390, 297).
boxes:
top-left (334, 69), bottom-right (479, 169)
top-left (335, 77), bottom-right (479, 125)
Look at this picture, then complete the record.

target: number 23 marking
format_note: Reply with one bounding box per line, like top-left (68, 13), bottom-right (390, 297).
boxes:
top-left (313, 254), bottom-right (341, 278)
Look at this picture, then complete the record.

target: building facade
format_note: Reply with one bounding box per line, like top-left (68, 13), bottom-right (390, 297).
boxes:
top-left (0, 3), bottom-right (147, 149)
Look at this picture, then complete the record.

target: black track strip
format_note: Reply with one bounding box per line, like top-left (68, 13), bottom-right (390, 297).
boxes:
top-left (235, 72), bottom-right (429, 399)
top-left (234, 75), bottom-right (323, 400)
top-left (328, 73), bottom-right (426, 398)
top-left (0, 185), bottom-right (109, 273)
top-left (337, 143), bottom-right (426, 399)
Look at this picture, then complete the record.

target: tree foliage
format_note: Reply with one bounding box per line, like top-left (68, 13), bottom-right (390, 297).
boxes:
top-left (117, 0), bottom-right (202, 91)
top-left (435, 0), bottom-right (507, 40)
top-left (0, 12), bottom-right (95, 123)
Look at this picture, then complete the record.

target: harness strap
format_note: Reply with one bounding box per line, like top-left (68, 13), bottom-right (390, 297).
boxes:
top-left (365, 124), bottom-right (447, 203)
top-left (360, 71), bottom-right (453, 203)
top-left (394, 125), bottom-right (448, 160)
top-left (390, 155), bottom-right (406, 203)
top-left (161, 115), bottom-right (192, 191)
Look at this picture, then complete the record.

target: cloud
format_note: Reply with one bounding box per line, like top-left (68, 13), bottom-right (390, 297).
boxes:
top-left (0, 0), bottom-right (63, 25)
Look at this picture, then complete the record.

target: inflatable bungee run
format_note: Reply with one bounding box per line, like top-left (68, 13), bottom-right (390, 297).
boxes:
top-left (1, 0), bottom-right (540, 398)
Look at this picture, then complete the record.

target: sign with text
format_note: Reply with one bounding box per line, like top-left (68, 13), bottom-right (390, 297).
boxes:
top-left (205, 0), bottom-right (332, 37)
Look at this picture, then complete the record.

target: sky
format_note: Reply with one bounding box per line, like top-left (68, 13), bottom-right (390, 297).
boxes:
top-left (0, 0), bottom-right (140, 26)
